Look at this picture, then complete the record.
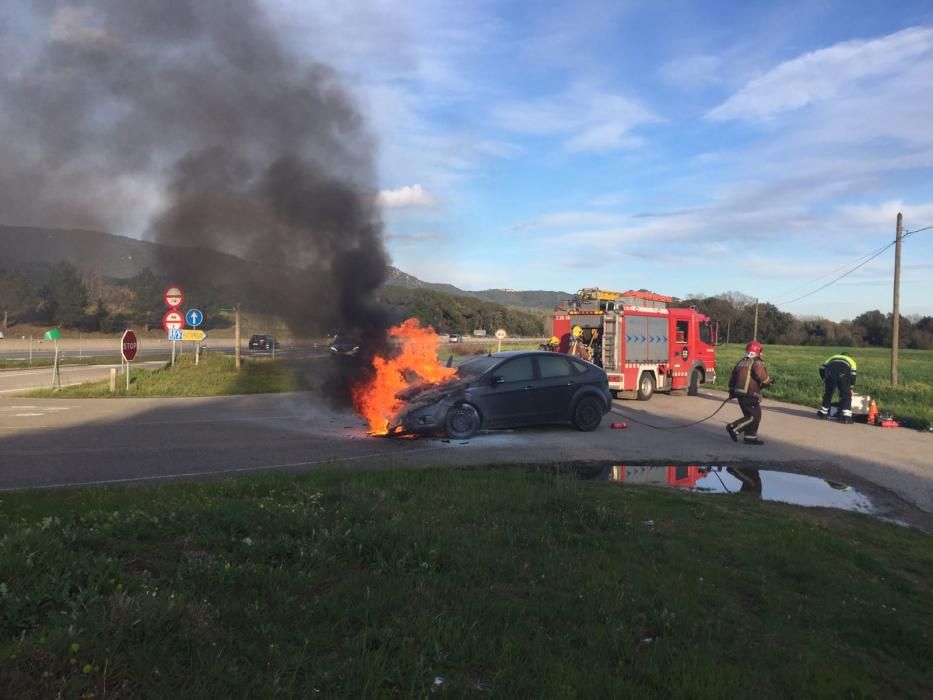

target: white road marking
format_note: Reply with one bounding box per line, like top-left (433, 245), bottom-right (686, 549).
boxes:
top-left (0, 445), bottom-right (450, 492)
top-left (14, 413), bottom-right (44, 417)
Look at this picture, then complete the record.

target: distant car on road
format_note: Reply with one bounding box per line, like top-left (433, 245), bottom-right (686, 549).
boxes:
top-left (330, 334), bottom-right (360, 358)
top-left (448, 333), bottom-right (463, 343)
top-left (396, 350), bottom-right (611, 439)
top-left (248, 334), bottom-right (279, 351)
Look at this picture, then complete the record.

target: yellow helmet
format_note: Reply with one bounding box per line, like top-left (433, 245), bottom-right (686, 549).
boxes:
top-left (572, 325), bottom-right (583, 338)
top-left (549, 336), bottom-right (559, 345)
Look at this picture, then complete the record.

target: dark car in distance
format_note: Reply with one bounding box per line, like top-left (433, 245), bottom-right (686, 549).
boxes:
top-left (330, 334), bottom-right (360, 358)
top-left (248, 334), bottom-right (279, 351)
top-left (397, 351), bottom-right (612, 439)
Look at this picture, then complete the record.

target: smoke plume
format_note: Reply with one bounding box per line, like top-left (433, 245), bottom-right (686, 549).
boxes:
top-left (0, 1), bottom-right (390, 389)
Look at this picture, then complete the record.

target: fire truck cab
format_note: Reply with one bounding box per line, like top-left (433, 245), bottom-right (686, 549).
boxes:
top-left (552, 289), bottom-right (717, 400)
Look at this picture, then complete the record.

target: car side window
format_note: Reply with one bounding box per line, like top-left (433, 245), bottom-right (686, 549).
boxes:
top-left (537, 355), bottom-right (574, 378)
top-left (495, 357), bottom-right (535, 382)
top-left (567, 358), bottom-right (591, 374)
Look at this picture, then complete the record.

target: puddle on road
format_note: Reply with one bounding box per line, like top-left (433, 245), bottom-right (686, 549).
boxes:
top-left (581, 465), bottom-right (875, 515)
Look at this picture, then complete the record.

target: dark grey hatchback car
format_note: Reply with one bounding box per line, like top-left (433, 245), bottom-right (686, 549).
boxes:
top-left (397, 351), bottom-right (612, 439)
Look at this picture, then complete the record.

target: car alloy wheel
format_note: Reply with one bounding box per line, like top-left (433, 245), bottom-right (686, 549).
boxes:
top-left (572, 395), bottom-right (603, 432)
top-left (445, 404), bottom-right (480, 439)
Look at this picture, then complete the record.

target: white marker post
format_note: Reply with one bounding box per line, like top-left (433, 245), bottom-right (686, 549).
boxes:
top-left (495, 327), bottom-right (507, 352)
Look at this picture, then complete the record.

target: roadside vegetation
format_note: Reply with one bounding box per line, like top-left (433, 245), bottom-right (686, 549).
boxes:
top-left (711, 343), bottom-right (933, 428)
top-left (25, 352), bottom-right (296, 398)
top-left (1, 467), bottom-right (930, 698)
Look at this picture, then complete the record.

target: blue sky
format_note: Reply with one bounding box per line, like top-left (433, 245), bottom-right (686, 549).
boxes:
top-left (270, 0), bottom-right (933, 320)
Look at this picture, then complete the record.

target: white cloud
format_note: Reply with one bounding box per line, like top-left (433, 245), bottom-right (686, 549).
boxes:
top-left (708, 26), bottom-right (933, 121)
top-left (492, 85), bottom-right (658, 153)
top-left (377, 184), bottom-right (436, 209)
top-left (659, 54), bottom-right (724, 91)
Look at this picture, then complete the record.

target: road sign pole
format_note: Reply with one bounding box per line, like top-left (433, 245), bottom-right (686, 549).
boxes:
top-left (196, 341), bottom-right (200, 366)
top-left (28, 335), bottom-right (32, 365)
top-left (498, 338), bottom-right (502, 352)
top-left (235, 304), bottom-right (241, 371)
top-left (172, 340), bottom-right (176, 367)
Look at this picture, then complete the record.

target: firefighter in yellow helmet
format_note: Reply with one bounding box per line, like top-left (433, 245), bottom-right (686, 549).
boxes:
top-left (569, 325), bottom-right (590, 361)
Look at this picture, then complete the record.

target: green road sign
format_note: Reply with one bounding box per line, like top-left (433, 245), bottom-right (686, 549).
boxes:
top-left (44, 328), bottom-right (62, 341)
top-left (215, 306), bottom-right (235, 312)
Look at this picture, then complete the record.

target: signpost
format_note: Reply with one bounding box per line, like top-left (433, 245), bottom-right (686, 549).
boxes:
top-left (44, 328), bottom-right (62, 390)
top-left (163, 308), bottom-right (184, 366)
top-left (121, 330), bottom-right (138, 392)
top-left (185, 308), bottom-right (203, 328)
top-left (495, 327), bottom-right (507, 352)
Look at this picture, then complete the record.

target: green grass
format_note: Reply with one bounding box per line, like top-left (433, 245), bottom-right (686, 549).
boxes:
top-left (1, 467), bottom-right (930, 698)
top-left (0, 355), bottom-right (172, 371)
top-left (24, 352), bottom-right (297, 398)
top-left (711, 343), bottom-right (933, 429)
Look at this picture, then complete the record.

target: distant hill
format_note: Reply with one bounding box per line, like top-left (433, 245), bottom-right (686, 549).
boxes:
top-left (2, 225), bottom-right (571, 312)
top-left (384, 266), bottom-right (570, 311)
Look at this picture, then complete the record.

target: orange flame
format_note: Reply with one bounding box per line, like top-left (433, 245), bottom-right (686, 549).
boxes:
top-left (353, 318), bottom-right (456, 435)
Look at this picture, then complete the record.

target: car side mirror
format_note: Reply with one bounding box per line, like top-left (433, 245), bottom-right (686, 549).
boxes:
top-left (492, 375), bottom-right (505, 385)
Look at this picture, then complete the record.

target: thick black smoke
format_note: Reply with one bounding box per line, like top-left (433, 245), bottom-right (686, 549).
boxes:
top-left (0, 1), bottom-right (390, 397)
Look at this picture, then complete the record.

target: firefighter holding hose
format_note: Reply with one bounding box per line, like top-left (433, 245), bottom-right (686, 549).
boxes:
top-left (726, 340), bottom-right (775, 446)
top-left (817, 352), bottom-right (857, 423)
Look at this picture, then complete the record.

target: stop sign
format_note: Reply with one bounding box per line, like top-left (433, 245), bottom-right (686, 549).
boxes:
top-left (122, 330), bottom-right (139, 362)
top-left (163, 309), bottom-right (184, 332)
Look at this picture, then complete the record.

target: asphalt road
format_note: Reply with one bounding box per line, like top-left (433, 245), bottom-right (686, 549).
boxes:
top-left (0, 389), bottom-right (930, 528)
top-left (0, 361), bottom-right (166, 394)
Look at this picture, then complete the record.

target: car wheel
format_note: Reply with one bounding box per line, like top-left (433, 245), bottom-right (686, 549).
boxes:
top-left (688, 368), bottom-right (702, 396)
top-left (637, 372), bottom-right (655, 401)
top-left (445, 404), bottom-right (480, 439)
top-left (572, 395), bottom-right (603, 432)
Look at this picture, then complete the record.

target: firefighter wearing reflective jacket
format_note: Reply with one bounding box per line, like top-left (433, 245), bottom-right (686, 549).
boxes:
top-left (726, 340), bottom-right (774, 446)
top-left (818, 353), bottom-right (857, 423)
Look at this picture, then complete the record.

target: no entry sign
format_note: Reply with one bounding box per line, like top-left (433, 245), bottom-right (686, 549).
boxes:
top-left (163, 286), bottom-right (185, 309)
top-left (163, 309), bottom-right (184, 332)
top-left (121, 330), bottom-right (139, 362)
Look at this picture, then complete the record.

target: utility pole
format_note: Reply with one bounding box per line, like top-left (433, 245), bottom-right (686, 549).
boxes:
top-left (891, 212), bottom-right (903, 386)
top-left (752, 298), bottom-right (759, 340)
top-left (235, 303), bottom-right (242, 371)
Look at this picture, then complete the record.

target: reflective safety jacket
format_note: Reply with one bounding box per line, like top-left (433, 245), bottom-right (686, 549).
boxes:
top-left (729, 356), bottom-right (771, 399)
top-left (820, 354), bottom-right (857, 386)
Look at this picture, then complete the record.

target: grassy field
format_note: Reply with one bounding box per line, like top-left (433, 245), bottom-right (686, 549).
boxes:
top-left (711, 343), bottom-right (933, 429)
top-left (25, 352), bottom-right (296, 398)
top-left (0, 467), bottom-right (930, 698)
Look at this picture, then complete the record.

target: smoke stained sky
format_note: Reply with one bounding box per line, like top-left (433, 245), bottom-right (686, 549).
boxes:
top-left (0, 0), bottom-right (388, 336)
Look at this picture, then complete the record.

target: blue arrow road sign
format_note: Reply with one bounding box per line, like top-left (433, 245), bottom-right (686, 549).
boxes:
top-left (186, 308), bottom-right (203, 328)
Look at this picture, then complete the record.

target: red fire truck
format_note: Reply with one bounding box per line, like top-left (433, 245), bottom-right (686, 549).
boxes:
top-left (552, 288), bottom-right (717, 400)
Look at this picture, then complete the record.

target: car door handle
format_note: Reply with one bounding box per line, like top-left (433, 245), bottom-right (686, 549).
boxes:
top-left (565, 381), bottom-right (575, 386)
top-left (524, 385), bottom-right (535, 390)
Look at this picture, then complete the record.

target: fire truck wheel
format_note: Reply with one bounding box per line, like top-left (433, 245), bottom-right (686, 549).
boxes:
top-left (572, 396), bottom-right (603, 432)
top-left (688, 368), bottom-right (702, 396)
top-left (636, 372), bottom-right (656, 401)
top-left (445, 404), bottom-right (480, 439)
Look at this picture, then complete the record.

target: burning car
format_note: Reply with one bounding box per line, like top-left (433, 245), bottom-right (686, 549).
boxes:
top-left (394, 350), bottom-right (612, 439)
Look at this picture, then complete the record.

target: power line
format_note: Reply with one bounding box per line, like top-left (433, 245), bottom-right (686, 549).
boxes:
top-left (773, 239), bottom-right (894, 302)
top-left (904, 224), bottom-right (932, 237)
top-left (774, 239), bottom-right (897, 306)
top-left (773, 222), bottom-right (931, 307)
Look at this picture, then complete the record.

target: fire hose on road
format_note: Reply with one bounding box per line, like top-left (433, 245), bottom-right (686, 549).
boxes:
top-left (610, 396), bottom-right (733, 431)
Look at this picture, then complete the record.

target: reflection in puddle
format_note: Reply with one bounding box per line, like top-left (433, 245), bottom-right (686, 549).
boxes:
top-left (588, 466), bottom-right (875, 515)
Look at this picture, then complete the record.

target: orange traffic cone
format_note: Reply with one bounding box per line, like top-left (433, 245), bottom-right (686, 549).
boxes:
top-left (867, 399), bottom-right (878, 425)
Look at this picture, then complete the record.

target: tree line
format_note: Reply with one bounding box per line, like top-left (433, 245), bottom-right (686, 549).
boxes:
top-left (2, 263), bottom-right (931, 348)
top-left (681, 291), bottom-right (933, 350)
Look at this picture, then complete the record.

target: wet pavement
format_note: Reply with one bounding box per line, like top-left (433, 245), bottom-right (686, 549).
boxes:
top-left (579, 464), bottom-right (890, 520)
